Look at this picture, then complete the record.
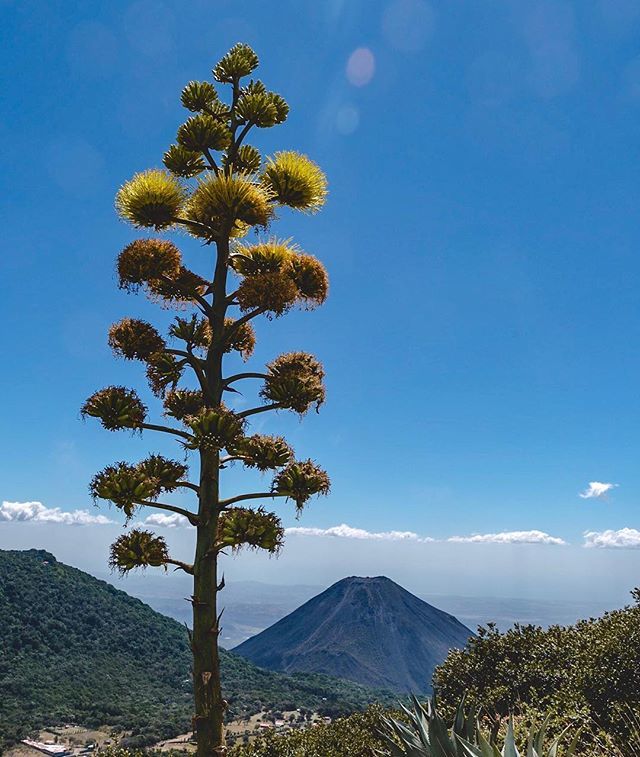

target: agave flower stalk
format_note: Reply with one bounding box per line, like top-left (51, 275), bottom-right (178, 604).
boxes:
top-left (82, 43), bottom-right (330, 756)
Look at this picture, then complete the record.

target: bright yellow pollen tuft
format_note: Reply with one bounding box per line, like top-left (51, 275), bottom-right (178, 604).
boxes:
top-left (261, 151), bottom-right (328, 212)
top-left (184, 173), bottom-right (274, 239)
top-left (115, 169), bottom-right (185, 229)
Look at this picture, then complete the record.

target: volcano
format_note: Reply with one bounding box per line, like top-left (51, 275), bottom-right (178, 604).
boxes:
top-left (233, 575), bottom-right (473, 693)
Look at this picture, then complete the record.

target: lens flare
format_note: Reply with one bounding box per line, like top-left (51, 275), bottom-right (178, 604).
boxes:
top-left (346, 47), bottom-right (375, 87)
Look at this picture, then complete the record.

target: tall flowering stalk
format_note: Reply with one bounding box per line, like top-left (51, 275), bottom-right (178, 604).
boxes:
top-left (82, 44), bottom-right (330, 756)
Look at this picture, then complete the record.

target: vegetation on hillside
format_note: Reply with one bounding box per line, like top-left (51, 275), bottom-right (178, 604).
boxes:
top-left (228, 706), bottom-right (389, 757)
top-left (98, 711), bottom-right (390, 757)
top-left (226, 590), bottom-right (640, 755)
top-left (12, 545), bottom-right (639, 756)
top-left (434, 589), bottom-right (640, 751)
top-left (0, 549), bottom-right (395, 750)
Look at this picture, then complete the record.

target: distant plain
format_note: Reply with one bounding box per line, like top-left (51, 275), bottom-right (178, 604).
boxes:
top-left (114, 574), bottom-right (617, 648)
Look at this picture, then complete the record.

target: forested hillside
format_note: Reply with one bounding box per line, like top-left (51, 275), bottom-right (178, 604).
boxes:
top-left (0, 549), bottom-right (394, 749)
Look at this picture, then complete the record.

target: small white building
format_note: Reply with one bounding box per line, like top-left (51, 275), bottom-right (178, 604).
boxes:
top-left (22, 740), bottom-right (71, 756)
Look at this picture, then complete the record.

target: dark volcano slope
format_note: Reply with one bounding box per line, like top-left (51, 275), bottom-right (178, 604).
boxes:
top-left (233, 575), bottom-right (473, 693)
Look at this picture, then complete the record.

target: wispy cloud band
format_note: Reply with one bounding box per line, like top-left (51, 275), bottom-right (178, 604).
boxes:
top-left (285, 523), bottom-right (434, 542)
top-left (0, 501), bottom-right (113, 526)
top-left (0, 502), bottom-right (571, 549)
top-left (447, 530), bottom-right (567, 545)
top-left (285, 524), bottom-right (566, 546)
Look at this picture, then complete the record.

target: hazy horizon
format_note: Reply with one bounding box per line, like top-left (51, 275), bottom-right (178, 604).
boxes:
top-left (1, 522), bottom-right (636, 610)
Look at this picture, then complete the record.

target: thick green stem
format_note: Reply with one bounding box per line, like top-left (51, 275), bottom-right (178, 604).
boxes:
top-left (192, 450), bottom-right (225, 756)
top-left (192, 237), bottom-right (230, 755)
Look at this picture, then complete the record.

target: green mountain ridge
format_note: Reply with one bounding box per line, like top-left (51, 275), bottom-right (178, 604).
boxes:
top-left (0, 548), bottom-right (395, 749)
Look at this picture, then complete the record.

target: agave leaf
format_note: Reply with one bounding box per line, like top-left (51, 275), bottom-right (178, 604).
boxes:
top-left (398, 697), bottom-right (430, 748)
top-left (565, 729), bottom-right (581, 756)
top-left (413, 700), bottom-right (433, 748)
top-left (452, 695), bottom-right (477, 757)
top-left (453, 695), bottom-right (467, 737)
top-left (377, 743), bottom-right (412, 757)
top-left (542, 722), bottom-right (577, 757)
top-left (478, 731), bottom-right (502, 757)
top-left (389, 717), bottom-right (426, 751)
top-left (376, 732), bottom-right (405, 754)
top-left (464, 705), bottom-right (478, 744)
top-left (399, 725), bottom-right (426, 748)
top-left (428, 694), bottom-right (458, 754)
top-left (461, 731), bottom-right (502, 757)
top-left (409, 718), bottom-right (431, 749)
top-left (455, 735), bottom-right (487, 757)
top-left (534, 716), bottom-right (550, 754)
top-left (379, 740), bottom-right (416, 757)
top-left (399, 700), bottom-right (417, 720)
top-left (377, 717), bottom-right (419, 756)
top-left (428, 710), bottom-right (459, 757)
top-left (412, 694), bottom-right (433, 725)
top-left (502, 719), bottom-right (520, 757)
top-left (526, 730), bottom-right (534, 757)
top-left (405, 747), bottom-right (429, 757)
top-left (386, 729), bottom-right (427, 757)
top-left (380, 695), bottom-right (581, 757)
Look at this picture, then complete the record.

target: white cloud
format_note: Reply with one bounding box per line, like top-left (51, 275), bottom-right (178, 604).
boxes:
top-left (285, 523), bottom-right (434, 543)
top-left (0, 501), bottom-right (113, 526)
top-left (583, 528), bottom-right (640, 549)
top-left (448, 530), bottom-right (567, 546)
top-left (144, 513), bottom-right (190, 529)
top-left (285, 523), bottom-right (567, 546)
top-left (579, 481), bottom-right (618, 499)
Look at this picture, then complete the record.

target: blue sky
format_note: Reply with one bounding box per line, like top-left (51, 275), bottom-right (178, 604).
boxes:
top-left (2, 0), bottom-right (640, 600)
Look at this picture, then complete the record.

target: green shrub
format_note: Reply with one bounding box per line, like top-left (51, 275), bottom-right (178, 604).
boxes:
top-left (434, 590), bottom-right (640, 748)
top-left (229, 706), bottom-right (389, 756)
